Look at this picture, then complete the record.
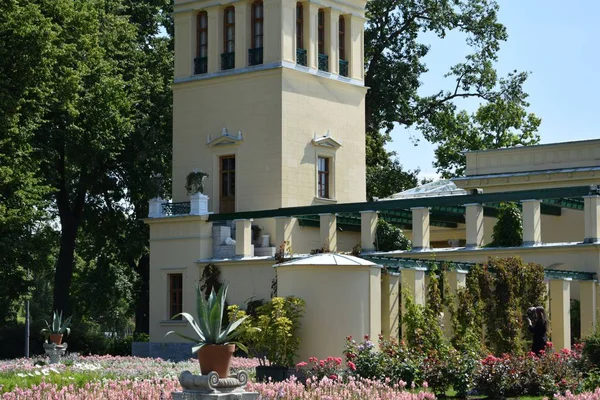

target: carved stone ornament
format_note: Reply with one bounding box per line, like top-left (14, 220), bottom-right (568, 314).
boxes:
top-left (311, 131), bottom-right (341, 149)
top-left (207, 128), bottom-right (243, 148)
top-left (171, 370), bottom-right (258, 400)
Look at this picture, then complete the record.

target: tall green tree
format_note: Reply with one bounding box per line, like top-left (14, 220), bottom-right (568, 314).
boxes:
top-left (0, 0), bottom-right (55, 323)
top-left (364, 0), bottom-right (541, 182)
top-left (11, 0), bottom-right (173, 317)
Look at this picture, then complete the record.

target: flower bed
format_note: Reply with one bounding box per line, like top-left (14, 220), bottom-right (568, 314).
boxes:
top-left (0, 355), bottom-right (260, 395)
top-left (248, 376), bottom-right (435, 400)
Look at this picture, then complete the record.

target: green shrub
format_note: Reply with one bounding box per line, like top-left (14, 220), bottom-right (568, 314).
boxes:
top-left (374, 219), bottom-right (411, 252)
top-left (583, 330), bottom-right (600, 367)
top-left (488, 202), bottom-right (522, 247)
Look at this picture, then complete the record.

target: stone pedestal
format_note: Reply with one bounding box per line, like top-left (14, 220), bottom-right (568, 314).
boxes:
top-left (171, 370), bottom-right (258, 400)
top-left (43, 342), bottom-right (68, 364)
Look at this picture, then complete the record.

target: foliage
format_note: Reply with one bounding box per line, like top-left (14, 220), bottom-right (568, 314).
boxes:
top-left (375, 219), bottom-right (411, 252)
top-left (366, 159), bottom-right (419, 201)
top-left (251, 225), bottom-right (263, 241)
top-left (165, 284), bottom-right (249, 354)
top-left (582, 369), bottom-right (600, 393)
top-left (231, 296), bottom-right (305, 367)
top-left (474, 346), bottom-right (584, 398)
top-left (363, 0), bottom-right (541, 183)
top-left (452, 257), bottom-right (546, 355)
top-left (41, 310), bottom-right (72, 337)
top-left (199, 264), bottom-right (223, 300)
top-left (185, 170), bottom-right (209, 195)
top-left (582, 329), bottom-right (600, 367)
top-left (488, 202), bottom-right (523, 247)
top-left (274, 241), bottom-right (293, 264)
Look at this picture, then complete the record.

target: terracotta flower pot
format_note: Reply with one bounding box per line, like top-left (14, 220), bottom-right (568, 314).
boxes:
top-left (197, 344), bottom-right (235, 378)
top-left (49, 333), bottom-right (63, 345)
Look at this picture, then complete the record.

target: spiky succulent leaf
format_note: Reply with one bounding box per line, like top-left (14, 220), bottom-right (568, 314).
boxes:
top-left (172, 312), bottom-right (206, 342)
top-left (191, 343), bottom-right (207, 354)
top-left (227, 341), bottom-right (248, 353)
top-left (218, 314), bottom-right (249, 342)
top-left (209, 286), bottom-right (226, 342)
top-left (196, 286), bottom-right (211, 337)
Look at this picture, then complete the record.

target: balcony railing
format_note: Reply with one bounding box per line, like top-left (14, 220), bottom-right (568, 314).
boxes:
top-left (318, 53), bottom-right (329, 72)
top-left (248, 47), bottom-right (263, 66)
top-left (162, 202), bottom-right (191, 216)
top-left (296, 48), bottom-right (307, 66)
top-left (339, 59), bottom-right (349, 77)
top-left (221, 52), bottom-right (235, 70)
top-left (194, 57), bottom-right (208, 74)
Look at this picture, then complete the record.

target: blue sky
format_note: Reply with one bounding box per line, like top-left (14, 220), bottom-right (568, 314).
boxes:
top-left (386, 0), bottom-right (600, 180)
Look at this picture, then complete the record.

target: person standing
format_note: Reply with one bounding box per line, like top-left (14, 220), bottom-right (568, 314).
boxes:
top-left (527, 306), bottom-right (548, 355)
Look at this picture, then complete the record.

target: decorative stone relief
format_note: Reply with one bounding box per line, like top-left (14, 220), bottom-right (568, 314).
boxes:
top-left (207, 128), bottom-right (243, 148)
top-left (311, 131), bottom-right (341, 149)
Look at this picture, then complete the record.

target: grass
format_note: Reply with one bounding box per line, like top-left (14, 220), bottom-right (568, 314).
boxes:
top-left (0, 370), bottom-right (114, 393)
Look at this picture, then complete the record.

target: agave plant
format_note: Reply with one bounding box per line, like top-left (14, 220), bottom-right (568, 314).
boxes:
top-left (41, 310), bottom-right (72, 336)
top-left (165, 283), bottom-right (250, 354)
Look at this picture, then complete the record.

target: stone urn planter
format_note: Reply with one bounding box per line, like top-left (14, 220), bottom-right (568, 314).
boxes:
top-left (261, 234), bottom-right (270, 248)
top-left (198, 344), bottom-right (236, 378)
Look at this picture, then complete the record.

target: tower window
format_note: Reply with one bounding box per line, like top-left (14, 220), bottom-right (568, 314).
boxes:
top-left (317, 157), bottom-right (330, 198)
top-left (338, 16), bottom-right (345, 61)
top-left (195, 11), bottom-right (208, 74)
top-left (249, 1), bottom-right (264, 66)
top-left (317, 9), bottom-right (325, 55)
top-left (168, 273), bottom-right (183, 319)
top-left (296, 3), bottom-right (304, 49)
top-left (251, 1), bottom-right (264, 49)
top-left (338, 15), bottom-right (348, 77)
top-left (224, 7), bottom-right (235, 54)
top-left (222, 7), bottom-right (235, 70)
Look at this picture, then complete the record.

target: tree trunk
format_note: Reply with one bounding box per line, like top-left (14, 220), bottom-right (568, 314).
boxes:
top-left (134, 254), bottom-right (150, 334)
top-left (52, 220), bottom-right (78, 316)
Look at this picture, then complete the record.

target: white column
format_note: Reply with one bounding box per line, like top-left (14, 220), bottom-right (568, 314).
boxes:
top-left (381, 272), bottom-right (400, 338)
top-left (411, 207), bottom-right (430, 251)
top-left (522, 199), bottom-right (541, 246)
top-left (206, 6), bottom-right (223, 73)
top-left (327, 9), bottom-right (339, 74)
top-left (580, 280), bottom-right (597, 338)
top-left (173, 12), bottom-right (196, 78)
top-left (347, 15), bottom-right (364, 80)
top-left (584, 195), bottom-right (600, 243)
top-left (234, 0), bottom-right (250, 68)
top-left (549, 278), bottom-right (571, 350)
top-left (263, 0), bottom-right (282, 64)
top-left (360, 210), bottom-right (378, 252)
top-left (306, 3), bottom-right (319, 69)
top-left (234, 219), bottom-right (253, 257)
top-left (401, 268), bottom-right (426, 339)
top-left (319, 213), bottom-right (337, 252)
top-left (444, 270), bottom-right (467, 338)
top-left (465, 203), bottom-right (484, 248)
top-left (275, 217), bottom-right (294, 254)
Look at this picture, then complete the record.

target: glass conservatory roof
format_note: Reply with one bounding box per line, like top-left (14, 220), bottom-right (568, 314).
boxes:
top-left (385, 180), bottom-right (467, 200)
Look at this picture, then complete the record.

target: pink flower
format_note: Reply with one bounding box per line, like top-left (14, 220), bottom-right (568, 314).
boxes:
top-left (422, 381), bottom-right (429, 389)
top-left (296, 361), bottom-right (307, 369)
top-left (329, 374), bottom-right (338, 380)
top-left (347, 361), bottom-right (356, 371)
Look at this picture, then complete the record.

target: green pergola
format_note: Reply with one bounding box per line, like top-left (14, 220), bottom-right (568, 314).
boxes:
top-left (206, 185), bottom-right (597, 231)
top-left (360, 255), bottom-right (597, 281)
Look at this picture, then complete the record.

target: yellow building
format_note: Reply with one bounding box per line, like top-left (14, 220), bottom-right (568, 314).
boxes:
top-left (172, 0), bottom-right (367, 211)
top-left (143, 0), bottom-right (600, 360)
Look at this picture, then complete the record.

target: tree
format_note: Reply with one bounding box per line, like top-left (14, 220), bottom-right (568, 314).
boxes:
top-left (0, 0), bottom-right (55, 323)
top-left (366, 158), bottom-right (420, 200)
top-left (364, 0), bottom-right (541, 182)
top-left (9, 0), bottom-right (173, 317)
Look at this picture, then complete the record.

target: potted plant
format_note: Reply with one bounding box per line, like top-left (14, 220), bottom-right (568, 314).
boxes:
top-left (251, 225), bottom-right (262, 243)
top-left (165, 283), bottom-right (249, 378)
top-left (41, 310), bottom-right (72, 345)
top-left (185, 170), bottom-right (209, 195)
top-left (231, 296), bottom-right (305, 382)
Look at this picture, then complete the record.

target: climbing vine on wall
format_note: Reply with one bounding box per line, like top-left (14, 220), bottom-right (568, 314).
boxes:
top-left (451, 257), bottom-right (546, 355)
top-left (489, 202), bottom-right (523, 247)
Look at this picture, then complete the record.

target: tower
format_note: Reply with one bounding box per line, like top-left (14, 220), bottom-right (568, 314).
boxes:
top-left (172, 0), bottom-right (367, 212)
